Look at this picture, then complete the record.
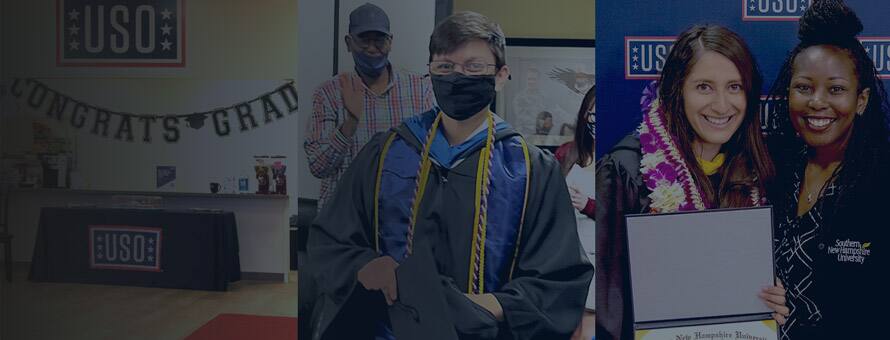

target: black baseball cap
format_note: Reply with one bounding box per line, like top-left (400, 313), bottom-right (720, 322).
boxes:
top-left (349, 3), bottom-right (391, 35)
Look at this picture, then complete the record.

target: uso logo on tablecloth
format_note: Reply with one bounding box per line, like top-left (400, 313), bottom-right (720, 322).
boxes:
top-left (625, 37), bottom-right (675, 80)
top-left (89, 225), bottom-right (162, 271)
top-left (743, 0), bottom-right (811, 21)
top-left (57, 0), bottom-right (185, 67)
top-left (860, 38), bottom-right (890, 79)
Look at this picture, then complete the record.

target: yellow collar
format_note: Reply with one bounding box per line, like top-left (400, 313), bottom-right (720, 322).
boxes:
top-left (697, 153), bottom-right (725, 176)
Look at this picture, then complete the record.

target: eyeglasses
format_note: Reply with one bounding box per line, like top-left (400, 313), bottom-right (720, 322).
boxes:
top-left (349, 34), bottom-right (391, 51)
top-left (428, 61), bottom-right (497, 76)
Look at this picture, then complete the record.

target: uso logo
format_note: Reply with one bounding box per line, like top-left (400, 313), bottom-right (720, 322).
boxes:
top-left (860, 38), bottom-right (890, 79)
top-left (625, 37), bottom-right (675, 80)
top-left (57, 0), bottom-right (185, 67)
top-left (743, 0), bottom-right (811, 21)
top-left (89, 225), bottom-right (162, 271)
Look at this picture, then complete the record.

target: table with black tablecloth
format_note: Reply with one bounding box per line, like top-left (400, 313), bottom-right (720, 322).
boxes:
top-left (29, 207), bottom-right (241, 291)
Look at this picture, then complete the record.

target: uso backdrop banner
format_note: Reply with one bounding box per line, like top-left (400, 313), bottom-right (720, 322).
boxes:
top-left (596, 0), bottom-right (890, 157)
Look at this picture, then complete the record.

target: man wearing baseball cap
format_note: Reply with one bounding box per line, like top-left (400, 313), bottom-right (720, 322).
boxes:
top-left (300, 4), bottom-right (432, 339)
top-left (304, 2), bottom-right (433, 212)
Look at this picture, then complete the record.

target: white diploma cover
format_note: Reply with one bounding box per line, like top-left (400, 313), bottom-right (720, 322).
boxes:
top-left (625, 206), bottom-right (778, 340)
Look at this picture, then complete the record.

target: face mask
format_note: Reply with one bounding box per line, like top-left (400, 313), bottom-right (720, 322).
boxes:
top-left (431, 73), bottom-right (496, 121)
top-left (353, 52), bottom-right (388, 79)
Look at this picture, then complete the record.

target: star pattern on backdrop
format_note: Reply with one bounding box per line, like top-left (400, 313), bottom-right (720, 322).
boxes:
top-left (64, 4), bottom-right (177, 54)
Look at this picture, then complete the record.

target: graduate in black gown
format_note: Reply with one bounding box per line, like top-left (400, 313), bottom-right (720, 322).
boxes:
top-left (302, 11), bottom-right (593, 340)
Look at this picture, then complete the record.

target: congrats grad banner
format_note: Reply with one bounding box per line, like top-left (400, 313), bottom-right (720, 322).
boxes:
top-left (596, 0), bottom-right (890, 157)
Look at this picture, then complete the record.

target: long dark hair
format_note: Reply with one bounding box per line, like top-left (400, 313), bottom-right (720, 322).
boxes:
top-left (767, 0), bottom-right (890, 206)
top-left (558, 86), bottom-right (596, 176)
top-left (575, 85), bottom-right (596, 167)
top-left (659, 24), bottom-right (775, 207)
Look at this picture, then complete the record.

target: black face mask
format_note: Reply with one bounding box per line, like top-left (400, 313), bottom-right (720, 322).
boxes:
top-left (431, 73), bottom-right (496, 121)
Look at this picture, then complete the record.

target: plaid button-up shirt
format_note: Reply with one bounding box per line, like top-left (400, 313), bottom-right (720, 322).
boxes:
top-left (304, 69), bottom-right (433, 210)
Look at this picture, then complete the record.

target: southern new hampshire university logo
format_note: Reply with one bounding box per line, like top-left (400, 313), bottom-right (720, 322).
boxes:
top-left (860, 37), bottom-right (890, 79)
top-left (827, 239), bottom-right (872, 264)
top-left (89, 225), bottom-right (162, 271)
top-left (625, 37), bottom-right (675, 80)
top-left (57, 0), bottom-right (186, 67)
top-left (743, 0), bottom-right (811, 21)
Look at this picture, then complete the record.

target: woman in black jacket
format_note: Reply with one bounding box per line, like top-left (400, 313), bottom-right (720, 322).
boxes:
top-left (764, 0), bottom-right (890, 338)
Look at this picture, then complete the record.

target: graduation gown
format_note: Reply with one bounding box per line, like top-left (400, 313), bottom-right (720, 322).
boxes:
top-left (303, 111), bottom-right (593, 340)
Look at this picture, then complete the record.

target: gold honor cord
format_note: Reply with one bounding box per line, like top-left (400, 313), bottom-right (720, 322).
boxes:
top-left (405, 112), bottom-right (444, 256)
top-left (377, 111), bottom-right (498, 295)
top-left (374, 132), bottom-right (399, 253)
top-left (468, 113), bottom-right (495, 294)
top-left (405, 111), bottom-right (496, 295)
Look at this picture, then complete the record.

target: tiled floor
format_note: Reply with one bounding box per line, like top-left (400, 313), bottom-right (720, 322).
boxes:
top-left (0, 263), bottom-right (297, 340)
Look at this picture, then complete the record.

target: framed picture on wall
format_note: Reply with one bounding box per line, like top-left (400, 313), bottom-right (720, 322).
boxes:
top-left (499, 38), bottom-right (595, 148)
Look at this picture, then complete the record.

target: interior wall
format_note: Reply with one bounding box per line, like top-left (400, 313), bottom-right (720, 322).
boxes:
top-left (453, 0), bottom-right (595, 39)
top-left (1, 0), bottom-right (300, 215)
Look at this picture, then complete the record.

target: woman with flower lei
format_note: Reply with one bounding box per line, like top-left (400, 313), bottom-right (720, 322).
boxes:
top-left (594, 25), bottom-right (778, 340)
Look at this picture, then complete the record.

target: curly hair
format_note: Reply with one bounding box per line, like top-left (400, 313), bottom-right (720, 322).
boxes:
top-left (766, 0), bottom-right (890, 204)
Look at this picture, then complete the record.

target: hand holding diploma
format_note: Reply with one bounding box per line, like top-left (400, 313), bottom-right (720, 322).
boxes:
top-left (759, 278), bottom-right (789, 325)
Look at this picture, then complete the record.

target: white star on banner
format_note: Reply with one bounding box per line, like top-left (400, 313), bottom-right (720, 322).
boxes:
top-left (97, 253), bottom-right (103, 259)
top-left (161, 8), bottom-right (172, 20)
top-left (633, 64), bottom-right (639, 70)
top-left (69, 40), bottom-right (80, 50)
top-left (148, 246), bottom-right (155, 253)
top-left (632, 55), bottom-right (639, 62)
top-left (98, 236), bottom-right (103, 241)
top-left (148, 256), bottom-right (154, 261)
top-left (750, 5), bottom-right (756, 11)
top-left (161, 39), bottom-right (172, 50)
top-left (149, 239), bottom-right (155, 244)
top-left (68, 24), bottom-right (79, 35)
top-left (632, 47), bottom-right (639, 53)
top-left (68, 9), bottom-right (80, 21)
top-left (98, 244), bottom-right (103, 250)
top-left (866, 47), bottom-right (871, 53)
top-left (801, 5), bottom-right (807, 11)
top-left (161, 23), bottom-right (173, 35)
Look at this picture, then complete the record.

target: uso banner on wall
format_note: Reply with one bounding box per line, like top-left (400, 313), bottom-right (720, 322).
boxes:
top-left (57, 0), bottom-right (185, 67)
top-left (596, 0), bottom-right (890, 157)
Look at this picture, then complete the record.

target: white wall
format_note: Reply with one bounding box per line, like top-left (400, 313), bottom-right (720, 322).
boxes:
top-left (1, 0), bottom-right (300, 216)
top-left (296, 0), bottom-right (436, 200)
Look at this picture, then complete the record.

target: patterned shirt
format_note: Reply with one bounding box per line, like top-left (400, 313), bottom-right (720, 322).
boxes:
top-left (774, 161), bottom-right (837, 340)
top-left (304, 69), bottom-right (433, 210)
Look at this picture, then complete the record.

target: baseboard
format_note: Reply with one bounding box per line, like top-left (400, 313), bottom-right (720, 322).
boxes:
top-left (241, 272), bottom-right (285, 281)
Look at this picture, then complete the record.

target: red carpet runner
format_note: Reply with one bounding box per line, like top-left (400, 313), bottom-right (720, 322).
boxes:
top-left (185, 314), bottom-right (297, 340)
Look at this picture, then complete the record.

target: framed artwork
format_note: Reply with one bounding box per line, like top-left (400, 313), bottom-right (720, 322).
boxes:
top-left (499, 38), bottom-right (595, 147)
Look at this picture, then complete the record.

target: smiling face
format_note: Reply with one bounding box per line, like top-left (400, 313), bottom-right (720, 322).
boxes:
top-left (682, 51), bottom-right (747, 159)
top-left (788, 45), bottom-right (870, 152)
